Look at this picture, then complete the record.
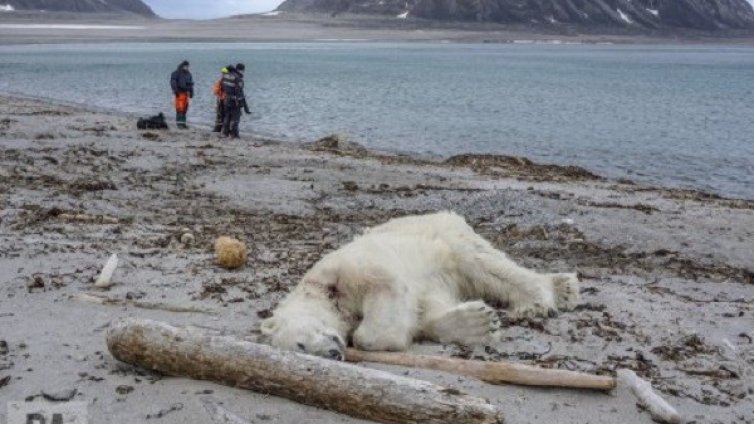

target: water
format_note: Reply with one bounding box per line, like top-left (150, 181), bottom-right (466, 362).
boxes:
top-left (0, 42), bottom-right (752, 199)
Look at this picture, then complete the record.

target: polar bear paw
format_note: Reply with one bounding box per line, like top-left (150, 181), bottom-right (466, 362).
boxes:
top-left (512, 301), bottom-right (558, 319)
top-left (550, 272), bottom-right (580, 312)
top-left (426, 301), bottom-right (501, 345)
top-left (510, 280), bottom-right (558, 318)
top-left (353, 325), bottom-right (412, 352)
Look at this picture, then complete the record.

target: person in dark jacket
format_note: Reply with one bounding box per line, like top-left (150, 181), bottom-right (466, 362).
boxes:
top-left (212, 65), bottom-right (233, 132)
top-left (170, 60), bottom-right (194, 129)
top-left (221, 63), bottom-right (250, 138)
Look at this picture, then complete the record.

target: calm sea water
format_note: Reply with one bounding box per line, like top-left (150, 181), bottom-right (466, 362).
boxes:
top-left (0, 42), bottom-right (752, 199)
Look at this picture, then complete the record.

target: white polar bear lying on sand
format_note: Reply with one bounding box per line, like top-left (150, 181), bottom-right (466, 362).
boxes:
top-left (262, 211), bottom-right (580, 360)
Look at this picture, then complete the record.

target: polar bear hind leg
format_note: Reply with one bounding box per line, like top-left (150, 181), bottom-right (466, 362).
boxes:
top-left (376, 211), bottom-right (581, 318)
top-left (420, 300), bottom-right (501, 345)
top-left (451, 224), bottom-right (576, 318)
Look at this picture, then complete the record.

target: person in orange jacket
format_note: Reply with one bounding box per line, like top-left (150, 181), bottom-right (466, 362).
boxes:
top-left (170, 60), bottom-right (194, 129)
top-left (212, 65), bottom-right (233, 133)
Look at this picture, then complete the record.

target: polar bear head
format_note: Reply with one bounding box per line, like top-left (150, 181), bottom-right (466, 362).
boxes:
top-left (261, 252), bottom-right (355, 360)
top-left (261, 314), bottom-right (346, 360)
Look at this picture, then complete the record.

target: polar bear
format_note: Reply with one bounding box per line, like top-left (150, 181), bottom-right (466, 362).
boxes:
top-left (261, 211), bottom-right (579, 360)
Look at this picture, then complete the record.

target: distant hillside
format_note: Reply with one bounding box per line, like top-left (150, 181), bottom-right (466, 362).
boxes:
top-left (2, 0), bottom-right (156, 17)
top-left (276, 0), bottom-right (754, 30)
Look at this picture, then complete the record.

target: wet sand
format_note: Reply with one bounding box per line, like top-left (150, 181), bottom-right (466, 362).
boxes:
top-left (0, 95), bottom-right (753, 423)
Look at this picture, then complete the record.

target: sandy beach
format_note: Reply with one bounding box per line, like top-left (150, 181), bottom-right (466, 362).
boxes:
top-left (0, 94), bottom-right (752, 423)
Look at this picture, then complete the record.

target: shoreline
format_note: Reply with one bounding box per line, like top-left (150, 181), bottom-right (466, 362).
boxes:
top-left (1, 95), bottom-right (753, 423)
top-left (4, 91), bottom-right (752, 205)
top-left (2, 13), bottom-right (754, 45)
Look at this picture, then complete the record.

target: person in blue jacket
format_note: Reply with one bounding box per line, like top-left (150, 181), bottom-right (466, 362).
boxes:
top-left (170, 60), bottom-right (194, 129)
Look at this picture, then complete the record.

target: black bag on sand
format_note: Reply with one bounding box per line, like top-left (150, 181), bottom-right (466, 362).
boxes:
top-left (137, 113), bottom-right (169, 130)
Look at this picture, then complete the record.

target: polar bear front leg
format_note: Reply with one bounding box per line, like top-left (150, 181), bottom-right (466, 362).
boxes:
top-left (352, 281), bottom-right (417, 352)
top-left (421, 301), bottom-right (501, 346)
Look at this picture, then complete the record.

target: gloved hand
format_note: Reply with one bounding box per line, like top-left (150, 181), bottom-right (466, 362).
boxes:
top-left (189, 92), bottom-right (194, 99)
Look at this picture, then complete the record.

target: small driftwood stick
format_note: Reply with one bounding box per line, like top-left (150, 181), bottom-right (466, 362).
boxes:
top-left (73, 293), bottom-right (214, 314)
top-left (617, 370), bottom-right (682, 424)
top-left (107, 318), bottom-right (505, 424)
top-left (94, 253), bottom-right (119, 288)
top-left (58, 213), bottom-right (119, 225)
top-left (346, 349), bottom-right (616, 391)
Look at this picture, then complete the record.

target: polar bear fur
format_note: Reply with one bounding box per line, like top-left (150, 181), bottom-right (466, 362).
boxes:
top-left (261, 211), bottom-right (579, 359)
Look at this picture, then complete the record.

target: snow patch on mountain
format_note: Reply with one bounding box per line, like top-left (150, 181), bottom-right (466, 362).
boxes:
top-left (277, 0), bottom-right (754, 30)
top-left (0, 24), bottom-right (145, 29)
top-left (1, 0), bottom-right (155, 16)
top-left (617, 8), bottom-right (632, 24)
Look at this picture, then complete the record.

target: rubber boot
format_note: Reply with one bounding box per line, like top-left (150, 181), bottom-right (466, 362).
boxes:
top-left (213, 101), bottom-right (224, 132)
top-left (176, 112), bottom-right (188, 129)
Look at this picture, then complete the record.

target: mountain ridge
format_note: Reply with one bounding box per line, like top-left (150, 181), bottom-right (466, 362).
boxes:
top-left (276, 0), bottom-right (754, 30)
top-left (2, 0), bottom-right (156, 17)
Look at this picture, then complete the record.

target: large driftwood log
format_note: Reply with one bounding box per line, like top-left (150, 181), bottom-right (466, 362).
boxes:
top-left (346, 349), bottom-right (616, 391)
top-left (107, 318), bottom-right (504, 424)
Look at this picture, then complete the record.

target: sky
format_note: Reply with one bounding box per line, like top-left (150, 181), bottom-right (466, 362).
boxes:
top-left (143, 0), bottom-right (285, 19)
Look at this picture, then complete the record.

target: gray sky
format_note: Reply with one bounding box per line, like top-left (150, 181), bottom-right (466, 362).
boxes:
top-left (144, 0), bottom-right (285, 19)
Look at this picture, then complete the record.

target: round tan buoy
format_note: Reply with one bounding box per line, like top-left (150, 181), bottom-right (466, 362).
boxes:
top-left (214, 236), bottom-right (247, 269)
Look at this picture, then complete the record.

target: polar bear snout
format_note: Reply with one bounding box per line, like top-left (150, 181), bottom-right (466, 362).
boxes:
top-left (277, 331), bottom-right (346, 361)
top-left (261, 316), bottom-right (347, 361)
top-left (326, 349), bottom-right (344, 361)
top-left (301, 336), bottom-right (346, 361)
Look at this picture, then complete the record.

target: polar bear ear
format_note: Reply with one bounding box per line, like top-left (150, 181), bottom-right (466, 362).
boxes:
top-left (260, 317), bottom-right (279, 335)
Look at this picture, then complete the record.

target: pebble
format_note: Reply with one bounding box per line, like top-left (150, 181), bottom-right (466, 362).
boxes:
top-left (180, 232), bottom-right (195, 246)
top-left (27, 275), bottom-right (45, 290)
top-left (42, 388), bottom-right (77, 402)
top-left (257, 251), bottom-right (276, 264)
top-left (116, 385), bottom-right (134, 395)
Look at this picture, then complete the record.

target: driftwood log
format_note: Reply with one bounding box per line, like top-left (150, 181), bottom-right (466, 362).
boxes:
top-left (346, 349), bottom-right (616, 391)
top-left (107, 318), bottom-right (504, 424)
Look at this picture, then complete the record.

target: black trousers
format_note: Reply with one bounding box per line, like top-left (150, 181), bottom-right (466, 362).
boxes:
top-left (213, 99), bottom-right (225, 132)
top-left (222, 101), bottom-right (242, 137)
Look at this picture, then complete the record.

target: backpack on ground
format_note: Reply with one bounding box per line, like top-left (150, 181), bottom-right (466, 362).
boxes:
top-left (137, 113), bottom-right (169, 130)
